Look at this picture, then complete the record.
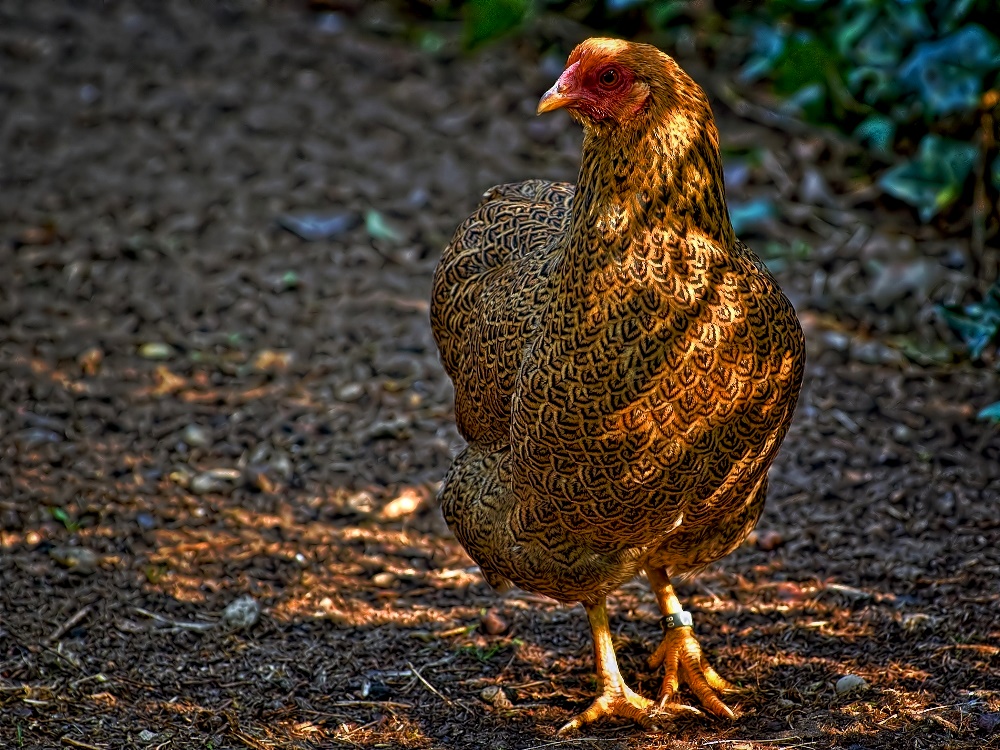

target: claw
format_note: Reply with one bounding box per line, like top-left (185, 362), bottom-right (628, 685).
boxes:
top-left (649, 625), bottom-right (738, 719)
top-left (558, 684), bottom-right (657, 734)
top-left (558, 685), bottom-right (702, 734)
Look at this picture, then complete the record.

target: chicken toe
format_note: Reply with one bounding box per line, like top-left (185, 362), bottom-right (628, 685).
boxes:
top-left (646, 567), bottom-right (740, 719)
top-left (648, 622), bottom-right (737, 718)
top-left (558, 683), bottom-right (660, 734)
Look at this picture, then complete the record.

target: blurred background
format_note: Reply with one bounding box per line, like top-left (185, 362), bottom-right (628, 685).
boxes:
top-left (388, 0), bottom-right (1000, 363)
top-left (1, 1), bottom-right (998, 748)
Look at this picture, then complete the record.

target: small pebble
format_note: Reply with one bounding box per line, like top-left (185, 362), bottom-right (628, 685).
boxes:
top-left (380, 488), bottom-right (423, 521)
top-left (481, 608), bottom-right (508, 635)
top-left (835, 674), bottom-right (869, 696)
top-left (372, 572), bottom-right (396, 588)
top-left (190, 468), bottom-right (241, 495)
top-left (365, 417), bottom-right (410, 440)
top-left (480, 685), bottom-right (513, 709)
top-left (252, 349), bottom-right (293, 372)
top-left (190, 473), bottom-right (227, 495)
top-left (347, 491), bottom-right (375, 515)
top-left (182, 424), bottom-right (211, 448)
top-left (891, 423), bottom-right (913, 443)
top-left (270, 454), bottom-right (293, 480)
top-left (221, 595), bottom-right (260, 630)
top-left (336, 383), bottom-right (365, 402)
top-left (901, 613), bottom-right (936, 633)
top-left (137, 729), bottom-right (158, 742)
top-left (755, 529), bottom-right (784, 551)
top-left (139, 342), bottom-right (174, 360)
top-left (820, 330), bottom-right (850, 352)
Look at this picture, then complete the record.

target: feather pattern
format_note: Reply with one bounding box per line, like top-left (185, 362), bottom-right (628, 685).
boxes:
top-left (431, 39), bottom-right (805, 605)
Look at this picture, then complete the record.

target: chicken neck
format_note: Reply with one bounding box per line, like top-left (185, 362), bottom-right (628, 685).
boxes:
top-left (564, 93), bottom-right (736, 292)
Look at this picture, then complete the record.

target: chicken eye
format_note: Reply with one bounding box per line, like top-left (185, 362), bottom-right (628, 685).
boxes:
top-left (598, 68), bottom-right (620, 88)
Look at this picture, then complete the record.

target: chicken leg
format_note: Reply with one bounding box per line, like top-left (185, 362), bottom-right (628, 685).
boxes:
top-left (646, 567), bottom-right (738, 719)
top-left (559, 598), bottom-right (660, 733)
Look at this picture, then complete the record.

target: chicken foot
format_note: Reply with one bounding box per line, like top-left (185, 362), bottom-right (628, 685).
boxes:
top-left (559, 598), bottom-right (695, 734)
top-left (646, 567), bottom-right (739, 719)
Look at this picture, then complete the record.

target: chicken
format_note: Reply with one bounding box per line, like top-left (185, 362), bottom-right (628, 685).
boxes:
top-left (430, 38), bottom-right (805, 731)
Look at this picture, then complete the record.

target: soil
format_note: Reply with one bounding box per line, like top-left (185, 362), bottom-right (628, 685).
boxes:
top-left (1, 2), bottom-right (998, 749)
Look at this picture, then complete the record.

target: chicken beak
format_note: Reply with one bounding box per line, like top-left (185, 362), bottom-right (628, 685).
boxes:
top-left (537, 61), bottom-right (580, 115)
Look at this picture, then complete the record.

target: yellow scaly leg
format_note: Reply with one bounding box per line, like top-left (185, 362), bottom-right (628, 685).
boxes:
top-left (646, 567), bottom-right (739, 719)
top-left (559, 597), bottom-right (696, 733)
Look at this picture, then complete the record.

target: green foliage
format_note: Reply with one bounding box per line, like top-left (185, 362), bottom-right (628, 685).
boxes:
top-left (878, 134), bottom-right (978, 221)
top-left (49, 506), bottom-right (80, 532)
top-left (936, 280), bottom-right (1000, 359)
top-left (453, 0), bottom-right (999, 223)
top-left (978, 400), bottom-right (1000, 422)
top-left (737, 0), bottom-right (1000, 220)
top-left (463, 0), bottom-right (532, 48)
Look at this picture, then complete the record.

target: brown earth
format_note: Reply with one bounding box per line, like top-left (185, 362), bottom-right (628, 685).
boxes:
top-left (1, 2), bottom-right (998, 749)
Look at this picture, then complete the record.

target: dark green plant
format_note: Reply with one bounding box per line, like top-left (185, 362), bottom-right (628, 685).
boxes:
top-left (449, 0), bottom-right (1000, 225)
top-left (937, 279), bottom-right (1000, 358)
top-left (739, 0), bottom-right (1000, 222)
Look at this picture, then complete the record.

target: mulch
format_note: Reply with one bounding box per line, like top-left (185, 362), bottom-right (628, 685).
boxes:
top-left (1, 2), bottom-right (997, 749)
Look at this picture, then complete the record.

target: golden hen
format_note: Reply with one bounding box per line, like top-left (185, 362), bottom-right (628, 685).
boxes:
top-left (430, 38), bottom-right (805, 731)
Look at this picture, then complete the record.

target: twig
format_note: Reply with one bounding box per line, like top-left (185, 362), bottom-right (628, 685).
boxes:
top-left (405, 660), bottom-right (452, 705)
top-left (822, 583), bottom-right (873, 600)
top-left (712, 81), bottom-right (810, 137)
top-left (703, 739), bottom-right (812, 746)
top-left (914, 703), bottom-right (965, 714)
top-left (133, 607), bottom-right (214, 632)
top-left (521, 739), bottom-right (607, 750)
top-left (326, 700), bottom-right (413, 709)
top-left (61, 738), bottom-right (105, 750)
top-left (70, 673), bottom-right (108, 688)
top-left (47, 604), bottom-right (93, 643)
top-left (436, 624), bottom-right (476, 637)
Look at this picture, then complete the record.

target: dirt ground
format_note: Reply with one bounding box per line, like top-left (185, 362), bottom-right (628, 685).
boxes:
top-left (1, 2), bottom-right (998, 749)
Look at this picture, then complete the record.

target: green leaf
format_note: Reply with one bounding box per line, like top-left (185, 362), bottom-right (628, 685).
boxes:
top-left (853, 114), bottom-right (896, 154)
top-left (463, 0), bottom-right (530, 49)
top-left (936, 282), bottom-right (1000, 360)
top-left (898, 25), bottom-right (1000, 116)
top-left (740, 24), bottom-right (786, 83)
top-left (936, 305), bottom-right (999, 359)
top-left (940, 0), bottom-right (977, 33)
top-left (854, 20), bottom-right (907, 71)
top-left (49, 506), bottom-right (80, 532)
top-left (834, 7), bottom-right (877, 58)
top-left (978, 401), bottom-right (1000, 423)
top-left (364, 209), bottom-right (402, 243)
top-left (878, 135), bottom-right (977, 221)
